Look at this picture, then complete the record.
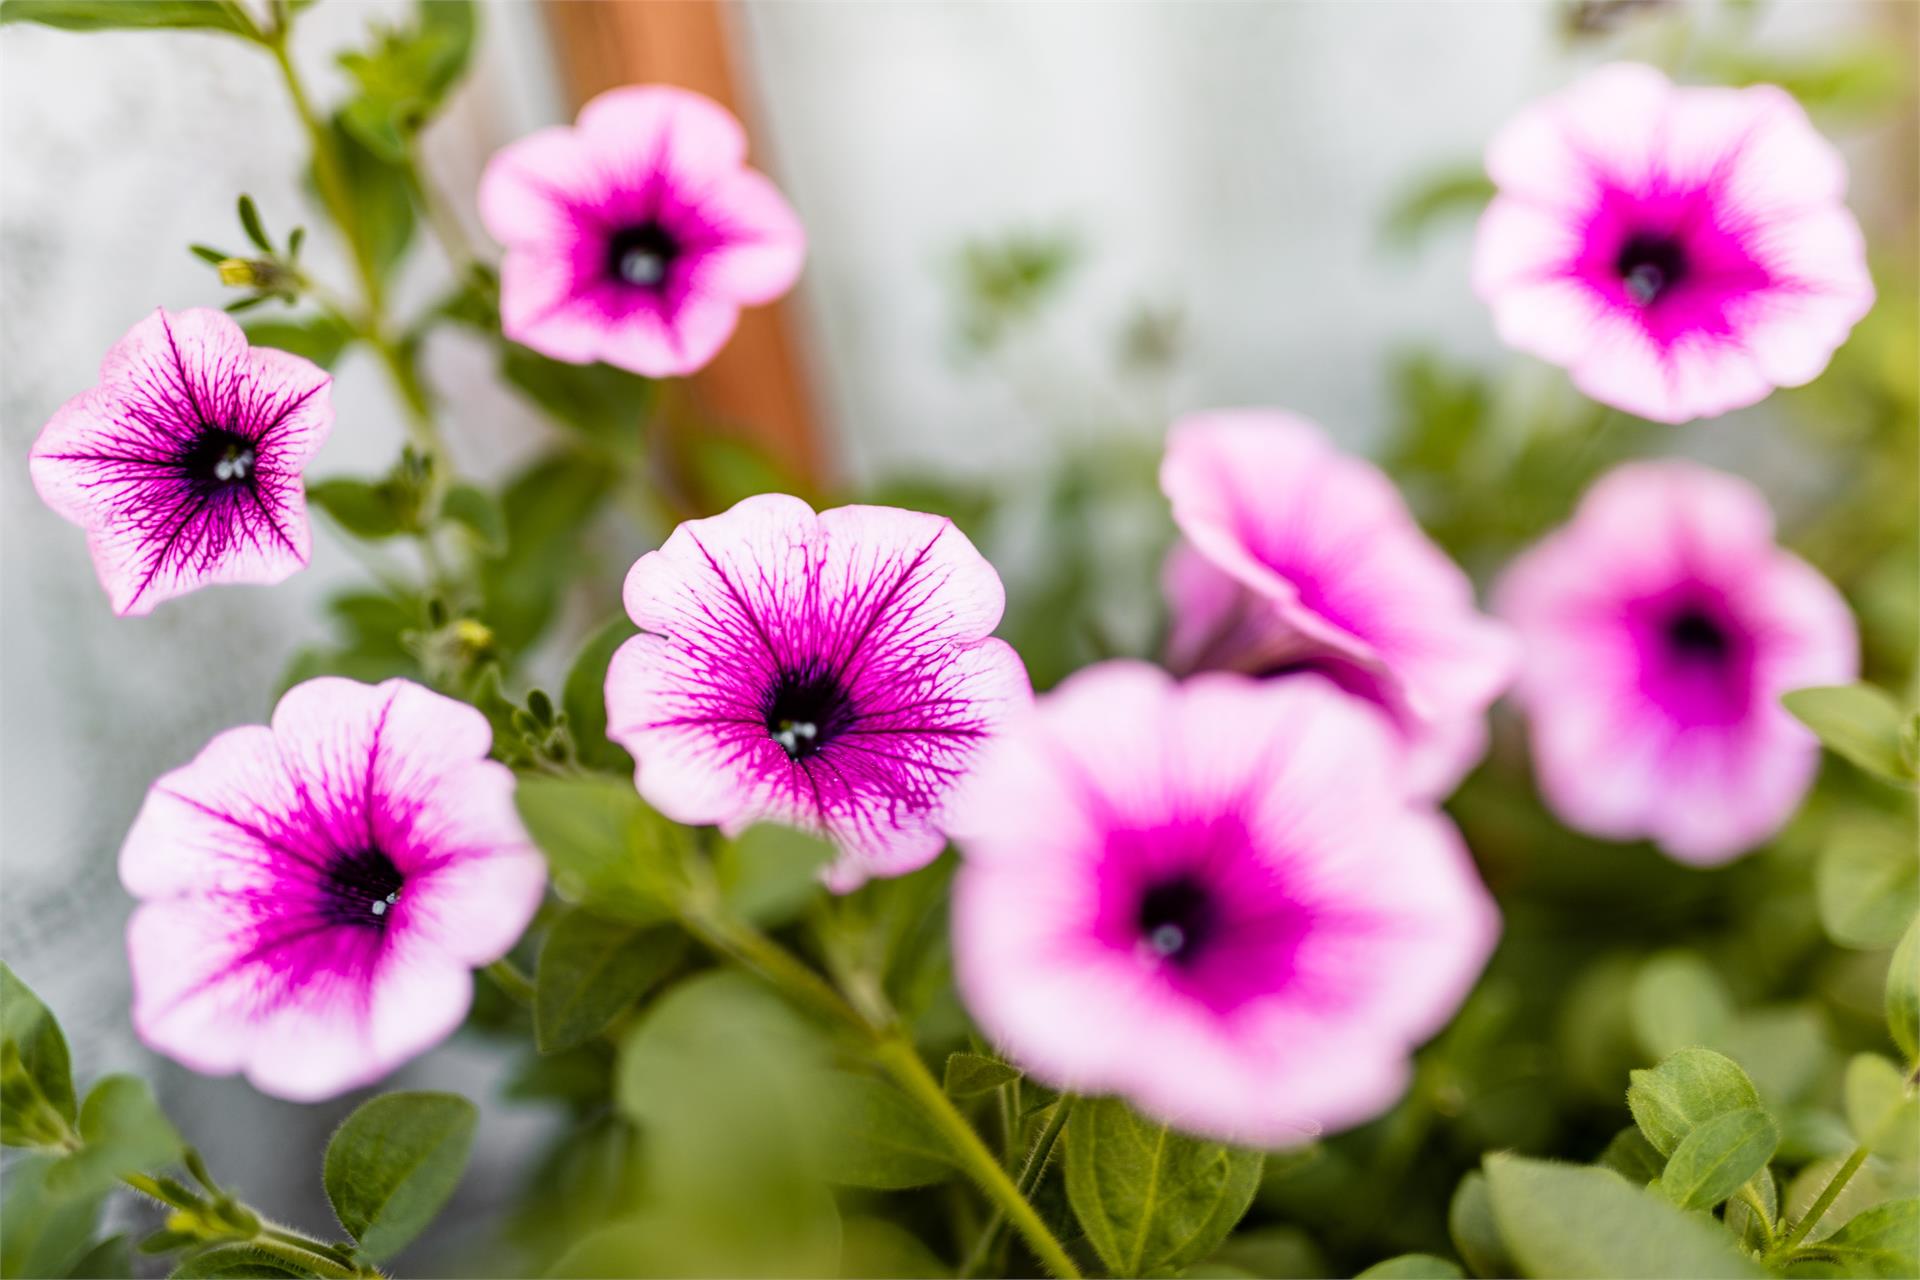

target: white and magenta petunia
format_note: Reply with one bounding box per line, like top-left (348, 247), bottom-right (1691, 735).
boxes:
top-left (1472, 63), bottom-right (1873, 424)
top-left (29, 308), bottom-right (332, 616)
top-left (478, 84), bottom-right (805, 378)
top-left (949, 663), bottom-right (1500, 1145)
top-left (1497, 461), bottom-right (1857, 864)
top-left (1160, 410), bottom-right (1517, 797)
top-left (605, 493), bottom-right (1030, 890)
top-left (120, 678), bottom-right (546, 1101)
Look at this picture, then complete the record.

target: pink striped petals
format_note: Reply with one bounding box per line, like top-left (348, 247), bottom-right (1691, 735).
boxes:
top-left (120, 678), bottom-right (546, 1101)
top-left (29, 308), bottom-right (332, 616)
top-left (1472, 63), bottom-right (1872, 424)
top-left (478, 84), bottom-right (805, 378)
top-left (1497, 462), bottom-right (1858, 864)
top-left (949, 663), bottom-right (1500, 1145)
top-left (605, 494), bottom-right (1030, 891)
top-left (1160, 410), bottom-right (1517, 797)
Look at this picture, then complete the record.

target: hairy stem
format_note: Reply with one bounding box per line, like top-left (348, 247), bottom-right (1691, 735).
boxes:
top-left (960, 1093), bottom-right (1076, 1278)
top-left (1778, 1145), bottom-right (1870, 1251)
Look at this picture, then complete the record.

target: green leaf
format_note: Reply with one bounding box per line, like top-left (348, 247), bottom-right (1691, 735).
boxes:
top-left (0, 0), bottom-right (252, 34)
top-left (500, 346), bottom-right (651, 444)
top-left (337, 1), bottom-right (477, 161)
top-left (481, 452), bottom-right (614, 652)
top-left (1382, 168), bottom-right (1496, 246)
top-left (1204, 1225), bottom-right (1327, 1279)
top-left (44, 1076), bottom-right (182, 1199)
top-left (943, 1051), bottom-right (1020, 1098)
top-left (242, 313), bottom-right (352, 369)
top-left (813, 1071), bottom-right (954, 1189)
top-left (1656, 1107), bottom-right (1778, 1211)
top-left (534, 910), bottom-right (684, 1053)
top-left (1627, 1046), bottom-right (1763, 1156)
top-left (1887, 915), bottom-right (1919, 1064)
top-left (1843, 1053), bottom-right (1919, 1162)
top-left (168, 1243), bottom-right (304, 1277)
top-left (514, 773), bottom-right (682, 923)
top-left (1629, 950), bottom-right (1734, 1061)
top-left (0, 1156), bottom-right (104, 1279)
top-left (429, 484), bottom-right (501, 557)
top-left (1449, 1170), bottom-right (1518, 1279)
top-left (1816, 818), bottom-right (1920, 948)
top-left (561, 615), bottom-right (637, 772)
top-left (305, 477), bottom-right (407, 540)
top-left (1, 963), bottom-right (77, 1149)
top-left (1784, 684), bottom-right (1916, 784)
top-left (322, 1091), bottom-right (476, 1260)
top-left (236, 195), bottom-right (270, 252)
top-left (63, 1234), bottom-right (132, 1279)
top-left (319, 116), bottom-right (414, 280)
top-left (1724, 1165), bottom-right (1777, 1254)
top-left (1356, 1256), bottom-right (1463, 1279)
top-left (1063, 1095), bottom-right (1263, 1277)
top-left (1482, 1154), bottom-right (1762, 1277)
top-left (1820, 1199), bottom-right (1920, 1279)
top-left (1597, 1126), bottom-right (1666, 1184)
top-left (715, 823), bottom-right (835, 927)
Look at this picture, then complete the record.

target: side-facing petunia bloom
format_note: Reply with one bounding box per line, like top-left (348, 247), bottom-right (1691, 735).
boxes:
top-left (1160, 410), bottom-right (1517, 797)
top-left (120, 678), bottom-right (547, 1101)
top-left (1497, 461), bottom-right (1857, 864)
top-left (478, 84), bottom-right (805, 378)
top-left (949, 662), bottom-right (1499, 1145)
top-left (1472, 63), bottom-right (1873, 424)
top-left (29, 308), bottom-right (333, 616)
top-left (605, 493), bottom-right (1029, 891)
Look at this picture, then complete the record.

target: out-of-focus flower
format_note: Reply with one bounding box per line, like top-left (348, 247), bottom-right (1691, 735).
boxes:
top-left (478, 84), bottom-right (805, 378)
top-left (29, 308), bottom-right (332, 616)
top-left (120, 678), bottom-right (546, 1101)
top-left (949, 662), bottom-right (1499, 1145)
top-left (1160, 409), bottom-right (1516, 797)
top-left (1472, 62), bottom-right (1872, 424)
top-left (1497, 461), bottom-right (1858, 863)
top-left (605, 493), bottom-right (1029, 890)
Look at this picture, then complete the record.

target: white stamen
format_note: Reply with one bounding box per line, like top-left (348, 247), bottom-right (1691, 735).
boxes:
top-left (1147, 924), bottom-right (1186, 957)
top-left (773, 719), bottom-right (819, 755)
top-left (619, 249), bottom-right (667, 287)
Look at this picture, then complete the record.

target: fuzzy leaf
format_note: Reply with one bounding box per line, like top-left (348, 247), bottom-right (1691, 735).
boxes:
top-left (1784, 684), bottom-right (1916, 784)
top-left (715, 823), bottom-right (835, 927)
top-left (1627, 1046), bottom-right (1762, 1156)
top-left (1063, 1095), bottom-right (1262, 1277)
top-left (1483, 1154), bottom-right (1762, 1277)
top-left (1357, 1256), bottom-right (1463, 1279)
top-left (1817, 818), bottom-right (1920, 949)
top-left (1629, 951), bottom-right (1734, 1061)
top-left (515, 773), bottom-right (682, 923)
top-left (306, 477), bottom-right (407, 540)
top-left (481, 452), bottom-right (614, 652)
top-left (1888, 916), bottom-right (1919, 1064)
top-left (44, 1076), bottom-right (182, 1199)
top-left (1656, 1107), bottom-right (1777, 1211)
top-left (500, 346), bottom-right (651, 444)
top-left (1597, 1126), bottom-right (1665, 1184)
top-left (0, 0), bottom-right (251, 33)
top-left (534, 911), bottom-right (684, 1053)
top-left (1819, 1199), bottom-right (1920, 1279)
top-left (323, 1091), bottom-right (476, 1260)
top-left (242, 313), bottom-right (352, 370)
top-left (814, 1072), bottom-right (954, 1189)
top-left (1448, 1170), bottom-right (1517, 1279)
top-left (1842, 1053), bottom-right (1920, 1162)
top-left (943, 1052), bottom-right (1020, 1099)
top-left (1, 963), bottom-right (77, 1150)
top-left (561, 615), bottom-right (638, 772)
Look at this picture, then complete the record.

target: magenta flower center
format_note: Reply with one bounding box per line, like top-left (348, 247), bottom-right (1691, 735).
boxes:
top-left (1614, 231), bottom-right (1689, 306)
top-left (606, 221), bottom-right (682, 290)
top-left (321, 847), bottom-right (406, 927)
top-left (763, 664), bottom-right (855, 760)
top-left (1136, 873), bottom-right (1216, 963)
top-left (180, 426), bottom-right (260, 496)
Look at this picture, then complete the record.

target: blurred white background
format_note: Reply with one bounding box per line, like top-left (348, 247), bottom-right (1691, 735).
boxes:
top-left (0, 0), bottom-right (1897, 1264)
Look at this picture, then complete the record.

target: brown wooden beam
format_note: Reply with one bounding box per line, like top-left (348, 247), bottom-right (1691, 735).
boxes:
top-left (541, 0), bottom-right (828, 491)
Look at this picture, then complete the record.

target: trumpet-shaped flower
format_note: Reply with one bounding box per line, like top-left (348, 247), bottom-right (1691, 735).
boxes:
top-left (479, 84), bottom-right (805, 378)
top-left (1472, 63), bottom-right (1872, 423)
top-left (29, 308), bottom-right (332, 616)
top-left (1497, 461), bottom-right (1857, 863)
top-left (120, 678), bottom-right (546, 1101)
top-left (1160, 410), bottom-right (1516, 797)
top-left (605, 494), bottom-right (1029, 890)
top-left (950, 663), bottom-right (1499, 1145)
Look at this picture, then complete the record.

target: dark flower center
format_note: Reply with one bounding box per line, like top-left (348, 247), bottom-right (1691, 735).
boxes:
top-left (606, 221), bottom-right (681, 290)
top-left (1665, 607), bottom-right (1730, 664)
top-left (764, 666), bottom-right (853, 760)
top-left (323, 848), bottom-right (405, 927)
top-left (1616, 232), bottom-right (1688, 306)
top-left (180, 426), bottom-right (259, 494)
top-left (1136, 874), bottom-right (1216, 964)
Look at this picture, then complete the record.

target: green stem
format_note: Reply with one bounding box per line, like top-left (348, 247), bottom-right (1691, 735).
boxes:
top-left (960, 1094), bottom-right (1076, 1278)
top-left (1735, 1182), bottom-right (1776, 1249)
top-left (1779, 1145), bottom-right (1870, 1251)
top-left (119, 1175), bottom-right (371, 1278)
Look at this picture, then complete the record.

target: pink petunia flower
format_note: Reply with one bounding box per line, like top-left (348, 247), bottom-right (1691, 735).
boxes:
top-left (949, 663), bottom-right (1499, 1145)
top-left (1472, 63), bottom-right (1873, 424)
top-left (1160, 409), bottom-right (1517, 797)
top-left (478, 84), bottom-right (805, 378)
top-left (1497, 461), bottom-right (1857, 864)
top-left (120, 678), bottom-right (546, 1101)
top-left (605, 493), bottom-right (1029, 891)
top-left (29, 308), bottom-right (332, 616)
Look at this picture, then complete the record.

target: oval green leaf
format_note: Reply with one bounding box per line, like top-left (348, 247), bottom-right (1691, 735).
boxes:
top-left (322, 1091), bottom-right (477, 1260)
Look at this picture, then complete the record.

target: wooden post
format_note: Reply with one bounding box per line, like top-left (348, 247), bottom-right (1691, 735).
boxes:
top-left (541, 0), bottom-right (828, 489)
